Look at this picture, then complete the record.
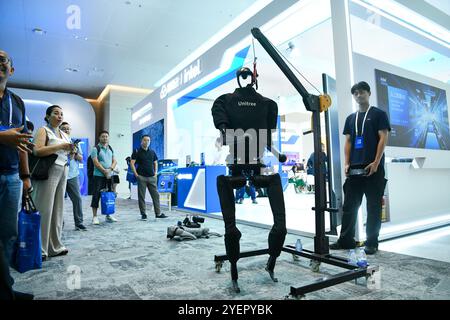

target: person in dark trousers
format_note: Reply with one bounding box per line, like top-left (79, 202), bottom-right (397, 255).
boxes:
top-left (235, 184), bottom-right (257, 204)
top-left (307, 142), bottom-right (328, 177)
top-left (130, 135), bottom-right (167, 220)
top-left (60, 122), bottom-right (86, 231)
top-left (0, 49), bottom-right (34, 300)
top-left (90, 130), bottom-right (118, 224)
top-left (330, 81), bottom-right (390, 255)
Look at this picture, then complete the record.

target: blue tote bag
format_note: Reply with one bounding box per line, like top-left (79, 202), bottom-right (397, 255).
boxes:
top-left (12, 196), bottom-right (42, 273)
top-left (100, 181), bottom-right (116, 215)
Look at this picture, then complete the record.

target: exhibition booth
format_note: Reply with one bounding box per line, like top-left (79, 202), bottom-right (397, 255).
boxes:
top-left (131, 0), bottom-right (450, 242)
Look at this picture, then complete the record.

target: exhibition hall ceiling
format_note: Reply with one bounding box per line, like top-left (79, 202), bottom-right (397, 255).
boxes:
top-left (1, 0), bottom-right (448, 101)
top-left (0, 0), bottom-right (258, 99)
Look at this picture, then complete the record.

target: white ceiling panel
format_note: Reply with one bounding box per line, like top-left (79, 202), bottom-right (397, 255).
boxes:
top-left (0, 0), bottom-right (258, 99)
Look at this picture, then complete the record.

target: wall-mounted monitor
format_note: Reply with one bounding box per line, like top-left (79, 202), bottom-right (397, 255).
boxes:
top-left (375, 69), bottom-right (450, 150)
top-left (132, 119), bottom-right (164, 159)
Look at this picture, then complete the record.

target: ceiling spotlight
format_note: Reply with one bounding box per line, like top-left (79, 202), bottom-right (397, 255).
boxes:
top-left (32, 28), bottom-right (46, 35)
top-left (286, 41), bottom-right (300, 58)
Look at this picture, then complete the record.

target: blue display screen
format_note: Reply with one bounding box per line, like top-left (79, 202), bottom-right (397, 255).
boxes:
top-left (376, 69), bottom-right (450, 150)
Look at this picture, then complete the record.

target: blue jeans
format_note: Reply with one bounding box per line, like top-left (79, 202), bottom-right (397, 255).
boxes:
top-left (0, 173), bottom-right (22, 286)
top-left (236, 185), bottom-right (256, 201)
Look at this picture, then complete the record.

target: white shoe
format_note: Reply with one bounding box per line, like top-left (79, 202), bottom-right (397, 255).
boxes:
top-left (92, 217), bottom-right (100, 225)
top-left (106, 215), bottom-right (118, 222)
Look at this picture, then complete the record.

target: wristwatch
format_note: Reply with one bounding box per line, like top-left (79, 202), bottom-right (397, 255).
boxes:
top-left (20, 173), bottom-right (31, 180)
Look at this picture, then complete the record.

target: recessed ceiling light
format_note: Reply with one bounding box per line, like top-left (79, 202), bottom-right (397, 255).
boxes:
top-left (65, 67), bottom-right (78, 73)
top-left (32, 28), bottom-right (46, 35)
top-left (84, 37), bottom-right (88, 41)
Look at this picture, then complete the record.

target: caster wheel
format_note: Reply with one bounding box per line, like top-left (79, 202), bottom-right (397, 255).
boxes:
top-left (309, 260), bottom-right (320, 272)
top-left (215, 261), bottom-right (223, 273)
top-left (292, 254), bottom-right (300, 261)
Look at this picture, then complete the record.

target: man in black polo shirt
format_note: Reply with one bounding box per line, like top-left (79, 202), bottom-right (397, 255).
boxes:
top-left (330, 81), bottom-right (390, 255)
top-left (130, 135), bottom-right (167, 220)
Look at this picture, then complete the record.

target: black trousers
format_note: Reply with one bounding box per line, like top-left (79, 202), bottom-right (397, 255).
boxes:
top-left (90, 176), bottom-right (111, 209)
top-left (339, 166), bottom-right (387, 248)
top-left (216, 172), bottom-right (287, 264)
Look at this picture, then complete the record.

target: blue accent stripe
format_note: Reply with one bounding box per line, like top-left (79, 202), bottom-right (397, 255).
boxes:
top-left (175, 46), bottom-right (250, 109)
top-left (282, 135), bottom-right (300, 145)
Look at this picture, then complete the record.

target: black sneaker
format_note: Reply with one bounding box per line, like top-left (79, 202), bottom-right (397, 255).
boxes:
top-left (75, 224), bottom-right (87, 231)
top-left (141, 214), bottom-right (148, 221)
top-left (156, 213), bottom-right (168, 218)
top-left (364, 246), bottom-right (378, 255)
top-left (329, 241), bottom-right (356, 250)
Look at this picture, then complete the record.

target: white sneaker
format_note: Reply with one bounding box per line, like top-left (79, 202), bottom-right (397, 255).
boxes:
top-left (106, 215), bottom-right (118, 222)
top-left (92, 217), bottom-right (100, 225)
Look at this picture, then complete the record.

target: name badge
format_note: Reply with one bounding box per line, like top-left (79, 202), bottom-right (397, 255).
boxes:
top-left (354, 136), bottom-right (364, 149)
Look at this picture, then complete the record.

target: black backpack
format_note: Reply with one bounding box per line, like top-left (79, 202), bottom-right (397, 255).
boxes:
top-left (87, 145), bottom-right (114, 178)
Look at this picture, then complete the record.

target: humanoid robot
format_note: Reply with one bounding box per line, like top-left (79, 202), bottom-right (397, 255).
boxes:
top-left (211, 67), bottom-right (287, 293)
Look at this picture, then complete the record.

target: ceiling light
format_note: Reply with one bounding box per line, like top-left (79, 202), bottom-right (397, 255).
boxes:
top-left (353, 0), bottom-right (450, 48)
top-left (65, 67), bottom-right (78, 73)
top-left (32, 28), bottom-right (46, 35)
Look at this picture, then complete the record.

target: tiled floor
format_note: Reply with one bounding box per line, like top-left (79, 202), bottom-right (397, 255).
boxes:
top-left (10, 197), bottom-right (450, 300)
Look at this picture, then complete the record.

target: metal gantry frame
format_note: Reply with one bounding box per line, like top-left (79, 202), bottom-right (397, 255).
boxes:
top-left (214, 27), bottom-right (379, 298)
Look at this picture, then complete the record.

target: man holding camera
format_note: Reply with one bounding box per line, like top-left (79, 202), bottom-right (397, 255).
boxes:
top-left (60, 122), bottom-right (86, 231)
top-left (330, 81), bottom-right (390, 255)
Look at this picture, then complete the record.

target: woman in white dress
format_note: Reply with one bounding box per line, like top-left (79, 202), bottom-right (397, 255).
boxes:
top-left (31, 105), bottom-right (74, 260)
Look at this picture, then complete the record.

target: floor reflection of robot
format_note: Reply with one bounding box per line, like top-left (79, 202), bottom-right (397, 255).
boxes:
top-left (212, 67), bottom-right (287, 293)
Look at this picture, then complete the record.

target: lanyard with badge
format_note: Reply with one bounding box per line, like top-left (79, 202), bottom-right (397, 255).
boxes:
top-left (354, 106), bottom-right (372, 150)
top-left (0, 94), bottom-right (13, 131)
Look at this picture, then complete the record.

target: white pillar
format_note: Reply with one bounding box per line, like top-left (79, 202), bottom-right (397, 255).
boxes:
top-left (330, 0), bottom-right (365, 243)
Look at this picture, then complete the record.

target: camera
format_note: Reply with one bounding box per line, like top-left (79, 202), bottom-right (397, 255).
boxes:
top-left (192, 216), bottom-right (204, 224)
top-left (181, 215), bottom-right (205, 228)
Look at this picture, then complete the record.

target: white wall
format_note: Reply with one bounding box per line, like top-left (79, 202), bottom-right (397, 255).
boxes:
top-left (105, 89), bottom-right (149, 199)
top-left (10, 87), bottom-right (96, 146)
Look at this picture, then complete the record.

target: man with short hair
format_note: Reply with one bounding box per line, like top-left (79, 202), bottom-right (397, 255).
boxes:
top-left (90, 130), bottom-right (118, 224)
top-left (26, 120), bottom-right (34, 135)
top-left (0, 50), bottom-right (34, 300)
top-left (131, 135), bottom-right (166, 220)
top-left (330, 81), bottom-right (391, 255)
top-left (60, 122), bottom-right (86, 231)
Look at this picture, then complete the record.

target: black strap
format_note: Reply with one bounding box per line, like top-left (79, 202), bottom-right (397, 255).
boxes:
top-left (22, 195), bottom-right (38, 213)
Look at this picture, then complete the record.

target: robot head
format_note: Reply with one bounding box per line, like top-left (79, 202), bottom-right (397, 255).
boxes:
top-left (236, 67), bottom-right (256, 88)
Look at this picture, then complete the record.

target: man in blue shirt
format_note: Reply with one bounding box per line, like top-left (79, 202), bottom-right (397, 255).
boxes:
top-left (0, 50), bottom-right (34, 300)
top-left (90, 130), bottom-right (118, 224)
top-left (60, 122), bottom-right (86, 231)
top-left (330, 82), bottom-right (390, 255)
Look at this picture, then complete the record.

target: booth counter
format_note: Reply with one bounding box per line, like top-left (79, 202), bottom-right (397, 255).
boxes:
top-left (177, 165), bottom-right (227, 213)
